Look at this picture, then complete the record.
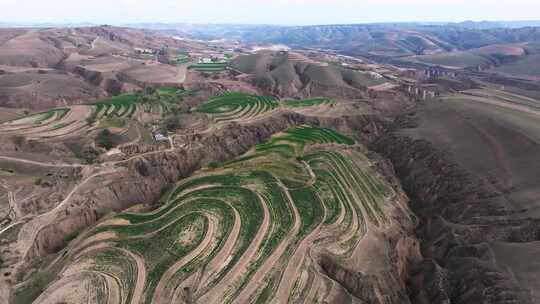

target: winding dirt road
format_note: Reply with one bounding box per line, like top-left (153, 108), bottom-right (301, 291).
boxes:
top-left (0, 155), bottom-right (84, 168)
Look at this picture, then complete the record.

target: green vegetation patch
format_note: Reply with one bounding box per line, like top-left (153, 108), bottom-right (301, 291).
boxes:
top-left (256, 125), bottom-right (355, 156)
top-left (197, 92), bottom-right (278, 123)
top-left (95, 129), bottom-right (120, 150)
top-left (91, 94), bottom-right (140, 119)
top-left (303, 150), bottom-right (391, 228)
top-left (88, 88), bottom-right (187, 125)
top-left (156, 87), bottom-right (185, 96)
top-left (283, 98), bottom-right (336, 108)
top-left (98, 117), bottom-right (126, 128)
top-left (169, 55), bottom-right (190, 65)
top-left (23, 108), bottom-right (70, 125)
top-left (188, 63), bottom-right (228, 72)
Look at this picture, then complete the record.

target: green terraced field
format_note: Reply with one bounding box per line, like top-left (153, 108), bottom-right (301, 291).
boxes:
top-left (22, 108), bottom-right (70, 124)
top-left (156, 87), bottom-right (185, 96)
top-left (256, 125), bottom-right (355, 155)
top-left (90, 89), bottom-right (186, 122)
top-left (283, 98), bottom-right (336, 108)
top-left (169, 55), bottom-right (190, 65)
top-left (26, 125), bottom-right (395, 304)
top-left (0, 107), bottom-right (87, 141)
top-left (92, 94), bottom-right (141, 119)
top-left (197, 92), bottom-right (279, 123)
top-left (188, 63), bottom-right (228, 72)
top-left (33, 109), bottom-right (68, 123)
top-left (0, 87), bottom-right (188, 142)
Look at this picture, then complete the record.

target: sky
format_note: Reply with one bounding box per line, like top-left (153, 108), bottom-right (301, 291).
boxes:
top-left (1, 0), bottom-right (540, 25)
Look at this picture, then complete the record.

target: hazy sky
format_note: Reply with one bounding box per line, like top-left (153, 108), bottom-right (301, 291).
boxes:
top-left (2, 0), bottom-right (540, 25)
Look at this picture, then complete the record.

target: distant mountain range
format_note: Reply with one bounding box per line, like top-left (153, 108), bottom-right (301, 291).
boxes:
top-left (123, 21), bottom-right (540, 39)
top-left (135, 23), bottom-right (540, 64)
top-left (2, 20), bottom-right (540, 30)
top-left (0, 22), bottom-right (96, 28)
top-left (3, 20), bottom-right (540, 61)
top-left (453, 20), bottom-right (540, 29)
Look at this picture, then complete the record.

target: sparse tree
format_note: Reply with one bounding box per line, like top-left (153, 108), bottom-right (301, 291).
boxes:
top-left (34, 177), bottom-right (42, 186)
top-left (11, 135), bottom-right (26, 147)
top-left (95, 129), bottom-right (114, 150)
top-left (144, 86), bottom-right (156, 96)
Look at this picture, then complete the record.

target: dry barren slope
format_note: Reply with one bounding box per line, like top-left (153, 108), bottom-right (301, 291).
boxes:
top-left (0, 26), bottom-right (203, 108)
top-left (400, 89), bottom-right (540, 303)
top-left (231, 51), bottom-right (391, 99)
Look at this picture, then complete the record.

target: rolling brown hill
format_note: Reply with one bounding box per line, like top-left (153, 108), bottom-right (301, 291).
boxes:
top-left (0, 26), bottom-right (204, 109)
top-left (167, 23), bottom-right (540, 80)
top-left (230, 50), bottom-right (407, 114)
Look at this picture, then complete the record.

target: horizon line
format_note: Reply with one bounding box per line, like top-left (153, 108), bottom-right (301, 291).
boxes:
top-left (1, 19), bottom-right (540, 28)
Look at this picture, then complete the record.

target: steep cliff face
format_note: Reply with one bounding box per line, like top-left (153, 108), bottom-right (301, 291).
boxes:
top-left (372, 135), bottom-right (533, 304)
top-left (319, 206), bottom-right (421, 304)
top-left (315, 152), bottom-right (422, 304)
top-left (71, 66), bottom-right (104, 86)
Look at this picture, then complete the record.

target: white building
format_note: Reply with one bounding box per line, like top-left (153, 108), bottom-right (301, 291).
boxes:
top-left (154, 133), bottom-right (168, 141)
